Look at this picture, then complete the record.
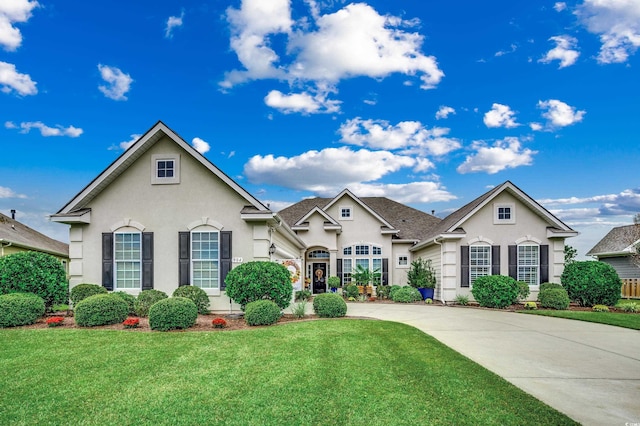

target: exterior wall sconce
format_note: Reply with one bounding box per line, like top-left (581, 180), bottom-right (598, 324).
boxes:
top-left (269, 243), bottom-right (276, 255)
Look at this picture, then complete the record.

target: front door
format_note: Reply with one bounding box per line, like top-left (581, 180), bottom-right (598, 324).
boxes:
top-left (312, 263), bottom-right (327, 294)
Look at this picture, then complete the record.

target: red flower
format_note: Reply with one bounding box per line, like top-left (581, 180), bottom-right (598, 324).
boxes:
top-left (46, 316), bottom-right (64, 327)
top-left (123, 317), bottom-right (140, 329)
top-left (212, 318), bottom-right (227, 328)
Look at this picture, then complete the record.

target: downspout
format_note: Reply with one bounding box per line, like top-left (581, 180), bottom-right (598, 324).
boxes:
top-left (432, 238), bottom-right (446, 305)
top-left (0, 240), bottom-right (12, 257)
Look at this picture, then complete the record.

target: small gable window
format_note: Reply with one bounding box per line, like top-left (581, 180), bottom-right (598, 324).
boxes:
top-left (340, 206), bottom-right (353, 220)
top-left (157, 160), bottom-right (174, 178)
top-left (494, 203), bottom-right (515, 224)
top-left (398, 255), bottom-right (409, 267)
top-left (152, 154), bottom-right (180, 184)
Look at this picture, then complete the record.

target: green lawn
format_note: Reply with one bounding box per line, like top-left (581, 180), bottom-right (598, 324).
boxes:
top-left (521, 309), bottom-right (640, 330)
top-left (0, 320), bottom-right (576, 425)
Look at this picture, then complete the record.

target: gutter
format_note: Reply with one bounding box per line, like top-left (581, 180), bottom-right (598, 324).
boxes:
top-left (431, 237), bottom-right (446, 305)
top-left (0, 240), bottom-right (12, 257)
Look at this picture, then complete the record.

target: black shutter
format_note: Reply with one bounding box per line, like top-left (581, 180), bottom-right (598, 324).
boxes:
top-left (336, 259), bottom-right (343, 285)
top-left (178, 232), bottom-right (190, 286)
top-left (461, 246), bottom-right (469, 288)
top-left (220, 231), bottom-right (232, 290)
top-left (540, 245), bottom-right (549, 284)
top-left (382, 258), bottom-right (389, 285)
top-left (491, 245), bottom-right (500, 275)
top-left (142, 232), bottom-right (154, 290)
top-left (508, 245), bottom-right (517, 280)
top-left (102, 233), bottom-right (114, 291)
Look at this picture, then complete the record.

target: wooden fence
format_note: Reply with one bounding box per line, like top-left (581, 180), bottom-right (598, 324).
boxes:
top-left (621, 278), bottom-right (640, 299)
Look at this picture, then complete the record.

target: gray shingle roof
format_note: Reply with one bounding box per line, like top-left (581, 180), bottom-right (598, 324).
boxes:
top-left (587, 224), bottom-right (640, 256)
top-left (0, 213), bottom-right (68, 257)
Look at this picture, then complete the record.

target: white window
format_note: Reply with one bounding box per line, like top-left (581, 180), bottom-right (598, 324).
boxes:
top-left (518, 245), bottom-right (539, 286)
top-left (355, 245), bottom-right (369, 255)
top-left (343, 247), bottom-right (352, 256)
top-left (340, 206), bottom-right (353, 220)
top-left (308, 250), bottom-right (330, 259)
top-left (342, 259), bottom-right (352, 284)
top-left (470, 245), bottom-right (491, 286)
top-left (398, 255), bottom-right (409, 267)
top-left (151, 154), bottom-right (180, 184)
top-left (494, 203), bottom-right (515, 224)
top-left (114, 232), bottom-right (141, 289)
top-left (191, 231), bottom-right (219, 289)
top-left (372, 246), bottom-right (382, 255)
top-left (355, 258), bottom-right (369, 270)
top-left (372, 258), bottom-right (382, 285)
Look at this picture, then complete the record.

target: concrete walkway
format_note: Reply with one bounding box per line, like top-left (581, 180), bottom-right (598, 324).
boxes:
top-left (345, 303), bottom-right (640, 426)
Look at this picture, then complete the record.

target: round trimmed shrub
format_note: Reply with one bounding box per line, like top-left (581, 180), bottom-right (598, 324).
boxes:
top-left (244, 300), bottom-right (281, 326)
top-left (388, 285), bottom-right (403, 300)
top-left (75, 294), bottom-right (128, 327)
top-left (135, 289), bottom-right (168, 317)
top-left (0, 292), bottom-right (45, 327)
top-left (471, 275), bottom-right (519, 308)
top-left (70, 283), bottom-right (107, 306)
top-left (344, 284), bottom-right (359, 299)
top-left (539, 282), bottom-right (563, 293)
top-left (539, 288), bottom-right (570, 310)
top-left (148, 297), bottom-right (198, 331)
top-left (172, 285), bottom-right (210, 314)
top-left (313, 293), bottom-right (347, 318)
top-left (561, 261), bottom-right (621, 307)
top-left (0, 251), bottom-right (68, 309)
top-left (392, 286), bottom-right (422, 303)
top-left (112, 291), bottom-right (137, 316)
top-left (224, 261), bottom-right (292, 310)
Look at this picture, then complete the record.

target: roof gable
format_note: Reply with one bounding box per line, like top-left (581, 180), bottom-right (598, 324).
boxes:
top-left (0, 213), bottom-right (68, 257)
top-left (587, 224), bottom-right (640, 256)
top-left (323, 189), bottom-right (396, 230)
top-left (55, 121), bottom-right (269, 216)
top-left (294, 206), bottom-right (340, 227)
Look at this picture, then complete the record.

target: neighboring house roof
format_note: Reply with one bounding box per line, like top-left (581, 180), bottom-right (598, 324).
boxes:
top-left (412, 181), bottom-right (577, 251)
top-left (278, 192), bottom-right (442, 241)
top-left (0, 212), bottom-right (69, 258)
top-left (586, 224), bottom-right (640, 257)
top-left (52, 121), bottom-right (270, 220)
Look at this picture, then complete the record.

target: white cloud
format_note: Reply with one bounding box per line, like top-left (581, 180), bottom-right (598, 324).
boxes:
top-left (483, 103), bottom-right (519, 128)
top-left (97, 64), bottom-right (133, 101)
top-left (191, 137), bottom-right (210, 154)
top-left (0, 0), bottom-right (38, 51)
top-left (0, 61), bottom-right (37, 95)
top-left (13, 121), bottom-right (82, 137)
top-left (537, 99), bottom-right (585, 127)
top-left (540, 188), bottom-right (640, 215)
top-left (539, 35), bottom-right (580, 68)
top-left (108, 133), bottom-right (140, 151)
top-left (222, 2), bottom-right (444, 91)
top-left (495, 43), bottom-right (517, 57)
top-left (340, 181), bottom-right (457, 203)
top-left (165, 10), bottom-right (184, 38)
top-left (339, 117), bottom-right (461, 156)
top-left (435, 106), bottom-right (455, 120)
top-left (4, 120), bottom-right (16, 129)
top-left (0, 185), bottom-right (26, 199)
top-left (529, 122), bottom-right (543, 131)
top-left (264, 89), bottom-right (341, 114)
top-left (244, 146), bottom-right (415, 192)
top-left (554, 2), bottom-right (567, 12)
top-left (457, 137), bottom-right (536, 174)
top-left (576, 0), bottom-right (640, 64)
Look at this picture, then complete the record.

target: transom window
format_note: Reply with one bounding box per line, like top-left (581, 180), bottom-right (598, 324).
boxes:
top-left (341, 244), bottom-right (383, 285)
top-left (191, 231), bottom-right (219, 289)
top-left (470, 245), bottom-right (491, 286)
top-left (518, 245), bottom-right (539, 286)
top-left (343, 247), bottom-right (352, 256)
top-left (355, 245), bottom-right (369, 255)
top-left (308, 250), bottom-right (330, 259)
top-left (114, 233), bottom-right (141, 289)
top-left (372, 246), bottom-right (382, 255)
top-left (156, 160), bottom-right (174, 178)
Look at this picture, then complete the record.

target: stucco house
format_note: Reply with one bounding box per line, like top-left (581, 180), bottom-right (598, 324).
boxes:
top-left (0, 211), bottom-right (69, 273)
top-left (586, 224), bottom-right (640, 279)
top-left (281, 181), bottom-right (577, 302)
top-left (51, 121), bottom-right (305, 311)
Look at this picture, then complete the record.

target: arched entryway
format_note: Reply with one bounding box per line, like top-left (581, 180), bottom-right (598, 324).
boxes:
top-left (306, 248), bottom-right (330, 294)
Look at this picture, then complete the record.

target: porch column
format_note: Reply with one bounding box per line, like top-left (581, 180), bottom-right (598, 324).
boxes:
top-left (329, 249), bottom-right (338, 277)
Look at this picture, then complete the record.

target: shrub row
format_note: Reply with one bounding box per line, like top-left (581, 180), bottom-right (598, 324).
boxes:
top-left (0, 292), bottom-right (45, 327)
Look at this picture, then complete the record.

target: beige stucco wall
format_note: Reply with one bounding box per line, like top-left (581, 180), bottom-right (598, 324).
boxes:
top-left (67, 135), bottom-right (285, 312)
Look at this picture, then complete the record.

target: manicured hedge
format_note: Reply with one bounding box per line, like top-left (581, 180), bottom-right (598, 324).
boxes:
top-left (244, 300), bottom-right (281, 326)
top-left (0, 292), bottom-right (45, 327)
top-left (471, 275), bottom-right (518, 308)
top-left (561, 261), bottom-right (621, 307)
top-left (391, 286), bottom-right (422, 303)
top-left (538, 288), bottom-right (570, 310)
top-left (172, 285), bottom-right (210, 314)
top-left (135, 289), bottom-right (168, 317)
top-left (70, 283), bottom-right (107, 306)
top-left (112, 291), bottom-right (137, 316)
top-left (148, 297), bottom-right (198, 331)
top-left (313, 293), bottom-right (347, 318)
top-left (75, 294), bottom-right (129, 327)
top-left (225, 261), bottom-right (292, 310)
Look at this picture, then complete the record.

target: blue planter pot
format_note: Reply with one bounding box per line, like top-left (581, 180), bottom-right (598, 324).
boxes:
top-left (330, 288), bottom-right (337, 293)
top-left (418, 287), bottom-right (434, 300)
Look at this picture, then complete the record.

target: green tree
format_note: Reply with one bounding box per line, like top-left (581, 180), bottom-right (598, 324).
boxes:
top-left (563, 245), bottom-right (577, 265)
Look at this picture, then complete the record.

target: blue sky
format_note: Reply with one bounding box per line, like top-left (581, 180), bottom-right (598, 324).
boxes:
top-left (1, 0), bottom-right (639, 259)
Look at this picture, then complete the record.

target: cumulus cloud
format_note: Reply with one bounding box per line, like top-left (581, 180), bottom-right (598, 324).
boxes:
top-left (10, 121), bottom-right (82, 137)
top-left (339, 117), bottom-right (461, 156)
top-left (457, 137), bottom-right (536, 174)
top-left (0, 61), bottom-right (37, 95)
top-left (0, 185), bottom-right (27, 199)
top-left (435, 106), bottom-right (455, 120)
top-left (244, 146), bottom-right (415, 192)
top-left (576, 0), bottom-right (640, 63)
top-left (554, 2), bottom-right (568, 12)
top-left (165, 10), bottom-right (184, 38)
top-left (539, 35), bottom-right (580, 68)
top-left (108, 133), bottom-right (140, 151)
top-left (339, 181), bottom-right (457, 203)
top-left (222, 1), bottom-right (444, 93)
top-left (97, 64), bottom-right (133, 101)
top-left (265, 89), bottom-right (341, 114)
top-left (191, 137), bottom-right (210, 154)
top-left (483, 103), bottom-right (519, 128)
top-left (537, 99), bottom-right (585, 128)
top-left (0, 0), bottom-right (38, 51)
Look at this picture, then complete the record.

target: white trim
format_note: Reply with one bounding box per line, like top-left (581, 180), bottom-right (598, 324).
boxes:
top-left (187, 217), bottom-right (224, 231)
top-left (494, 203), bottom-right (516, 224)
top-left (110, 218), bottom-right (145, 232)
top-left (339, 205), bottom-right (353, 221)
top-left (151, 154), bottom-right (180, 185)
top-left (397, 255), bottom-right (409, 268)
top-left (468, 236), bottom-right (494, 245)
top-left (515, 235), bottom-right (542, 245)
top-left (324, 189), bottom-right (396, 230)
top-left (190, 228), bottom-right (221, 296)
top-left (113, 231), bottom-right (142, 291)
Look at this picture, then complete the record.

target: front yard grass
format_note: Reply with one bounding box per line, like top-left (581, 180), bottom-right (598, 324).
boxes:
top-left (0, 320), bottom-right (576, 425)
top-left (521, 309), bottom-right (640, 330)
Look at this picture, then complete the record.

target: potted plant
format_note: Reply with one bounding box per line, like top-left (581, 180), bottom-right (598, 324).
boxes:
top-left (327, 276), bottom-right (341, 293)
top-left (407, 258), bottom-right (436, 300)
top-left (352, 265), bottom-right (380, 296)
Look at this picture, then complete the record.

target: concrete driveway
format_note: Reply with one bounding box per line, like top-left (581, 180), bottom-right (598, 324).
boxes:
top-left (345, 303), bottom-right (640, 426)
